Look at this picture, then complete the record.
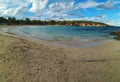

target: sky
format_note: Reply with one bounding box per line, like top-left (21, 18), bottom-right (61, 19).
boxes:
top-left (0, 0), bottom-right (120, 26)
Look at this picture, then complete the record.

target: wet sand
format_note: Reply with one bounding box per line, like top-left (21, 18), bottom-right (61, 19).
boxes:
top-left (0, 33), bottom-right (120, 82)
top-left (52, 38), bottom-right (110, 48)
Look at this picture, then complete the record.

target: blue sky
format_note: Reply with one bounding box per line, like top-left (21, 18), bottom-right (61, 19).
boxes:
top-left (0, 0), bottom-right (120, 26)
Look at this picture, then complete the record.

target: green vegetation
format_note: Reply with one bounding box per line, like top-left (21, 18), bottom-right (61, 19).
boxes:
top-left (0, 17), bottom-right (108, 26)
top-left (110, 31), bottom-right (120, 40)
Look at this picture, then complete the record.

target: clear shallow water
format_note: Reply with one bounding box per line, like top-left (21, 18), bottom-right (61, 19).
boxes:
top-left (4, 26), bottom-right (120, 41)
top-left (3, 26), bottom-right (120, 48)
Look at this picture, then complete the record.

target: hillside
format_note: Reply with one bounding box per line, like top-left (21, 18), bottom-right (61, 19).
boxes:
top-left (0, 17), bottom-right (109, 26)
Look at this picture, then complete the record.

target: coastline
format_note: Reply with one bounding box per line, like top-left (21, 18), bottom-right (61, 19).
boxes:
top-left (3, 30), bottom-right (113, 48)
top-left (2, 25), bottom-right (116, 48)
top-left (0, 32), bottom-right (120, 82)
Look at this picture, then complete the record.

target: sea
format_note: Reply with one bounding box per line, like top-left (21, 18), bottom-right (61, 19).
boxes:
top-left (3, 26), bottom-right (120, 47)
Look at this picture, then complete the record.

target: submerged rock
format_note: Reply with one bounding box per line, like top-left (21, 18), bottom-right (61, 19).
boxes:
top-left (110, 31), bottom-right (120, 40)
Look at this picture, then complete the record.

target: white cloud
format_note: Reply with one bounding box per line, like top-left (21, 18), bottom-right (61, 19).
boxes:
top-left (31, 1), bottom-right (75, 20)
top-left (77, 14), bottom-right (107, 23)
top-left (29, 0), bottom-right (49, 13)
top-left (96, 0), bottom-right (117, 9)
top-left (0, 0), bottom-right (119, 26)
top-left (75, 0), bottom-right (103, 9)
top-left (105, 21), bottom-right (120, 26)
top-left (75, 0), bottom-right (120, 10)
top-left (0, 0), bottom-right (29, 18)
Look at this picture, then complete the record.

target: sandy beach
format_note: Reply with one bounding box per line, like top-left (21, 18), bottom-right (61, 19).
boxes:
top-left (0, 32), bottom-right (120, 82)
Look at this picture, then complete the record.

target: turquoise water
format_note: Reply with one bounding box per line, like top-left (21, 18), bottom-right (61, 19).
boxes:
top-left (4, 26), bottom-right (120, 41)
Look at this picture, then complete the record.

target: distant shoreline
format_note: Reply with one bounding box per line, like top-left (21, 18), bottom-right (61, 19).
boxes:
top-left (0, 16), bottom-right (109, 26)
top-left (0, 24), bottom-right (113, 27)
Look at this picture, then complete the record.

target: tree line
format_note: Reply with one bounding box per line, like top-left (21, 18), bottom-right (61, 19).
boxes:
top-left (0, 17), bottom-right (108, 26)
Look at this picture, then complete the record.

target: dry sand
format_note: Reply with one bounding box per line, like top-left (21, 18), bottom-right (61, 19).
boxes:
top-left (0, 33), bottom-right (120, 82)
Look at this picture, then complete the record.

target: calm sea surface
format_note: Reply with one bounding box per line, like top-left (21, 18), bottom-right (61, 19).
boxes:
top-left (3, 26), bottom-right (120, 48)
top-left (4, 26), bottom-right (120, 41)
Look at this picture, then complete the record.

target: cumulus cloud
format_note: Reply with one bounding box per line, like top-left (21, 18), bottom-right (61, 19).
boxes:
top-left (67, 12), bottom-right (84, 18)
top-left (76, 14), bottom-right (107, 23)
top-left (75, 0), bottom-right (103, 9)
top-left (105, 20), bottom-right (120, 26)
top-left (96, 0), bottom-right (120, 10)
top-left (0, 0), bottom-right (119, 25)
top-left (0, 0), bottom-right (49, 18)
top-left (28, 0), bottom-right (49, 13)
top-left (0, 0), bottom-right (29, 17)
top-left (75, 0), bottom-right (120, 10)
top-left (31, 1), bottom-right (75, 20)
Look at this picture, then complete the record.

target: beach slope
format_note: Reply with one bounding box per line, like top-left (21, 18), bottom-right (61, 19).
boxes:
top-left (0, 34), bottom-right (120, 82)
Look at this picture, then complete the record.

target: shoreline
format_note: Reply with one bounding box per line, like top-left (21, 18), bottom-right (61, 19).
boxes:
top-left (0, 26), bottom-right (120, 82)
top-left (0, 32), bottom-right (120, 82)
top-left (1, 30), bottom-right (119, 49)
top-left (1, 25), bottom-right (117, 48)
top-left (3, 31), bottom-right (113, 48)
top-left (0, 24), bottom-right (113, 27)
top-left (1, 29), bottom-right (120, 51)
